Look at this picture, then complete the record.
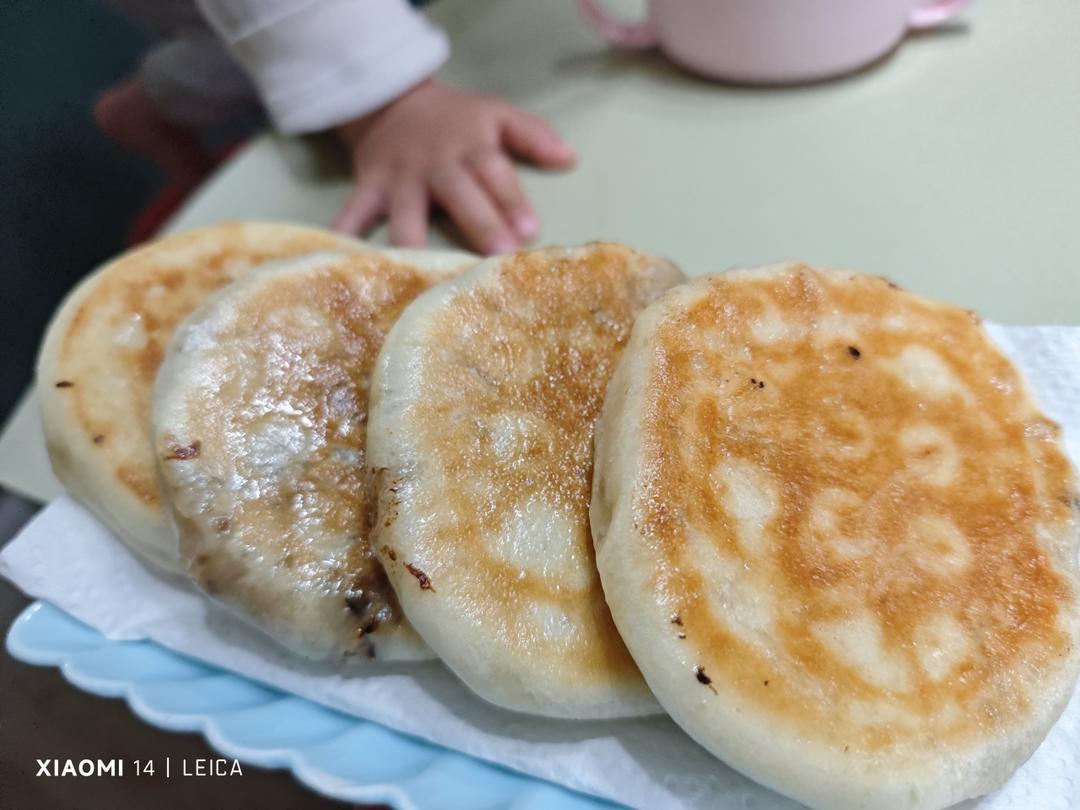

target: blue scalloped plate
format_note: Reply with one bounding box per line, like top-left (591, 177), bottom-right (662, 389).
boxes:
top-left (7, 600), bottom-right (622, 810)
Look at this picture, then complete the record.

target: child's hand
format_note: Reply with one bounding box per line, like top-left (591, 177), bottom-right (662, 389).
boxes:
top-left (333, 80), bottom-right (576, 255)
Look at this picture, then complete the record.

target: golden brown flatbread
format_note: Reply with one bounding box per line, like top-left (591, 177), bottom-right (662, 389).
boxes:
top-left (154, 249), bottom-right (473, 660)
top-left (592, 263), bottom-right (1080, 810)
top-left (37, 222), bottom-right (371, 572)
top-left (368, 244), bottom-right (684, 717)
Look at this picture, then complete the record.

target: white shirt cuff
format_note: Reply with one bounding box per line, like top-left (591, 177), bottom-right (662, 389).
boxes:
top-left (197, 0), bottom-right (450, 134)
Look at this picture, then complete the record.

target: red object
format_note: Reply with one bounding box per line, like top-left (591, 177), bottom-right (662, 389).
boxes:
top-left (126, 142), bottom-right (247, 245)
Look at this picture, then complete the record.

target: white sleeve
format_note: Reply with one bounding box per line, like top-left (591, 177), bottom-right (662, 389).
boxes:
top-left (195, 0), bottom-right (450, 134)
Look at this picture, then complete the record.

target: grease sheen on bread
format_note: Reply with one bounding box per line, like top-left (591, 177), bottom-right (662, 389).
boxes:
top-left (38, 222), bottom-right (371, 572)
top-left (154, 249), bottom-right (474, 660)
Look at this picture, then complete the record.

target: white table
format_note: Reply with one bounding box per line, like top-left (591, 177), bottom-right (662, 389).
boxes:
top-left (2, 0), bottom-right (1078, 502)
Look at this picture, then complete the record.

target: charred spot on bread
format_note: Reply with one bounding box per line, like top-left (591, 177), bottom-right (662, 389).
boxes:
top-left (694, 665), bottom-right (717, 693)
top-left (406, 563), bottom-right (434, 591)
top-left (164, 440), bottom-right (201, 460)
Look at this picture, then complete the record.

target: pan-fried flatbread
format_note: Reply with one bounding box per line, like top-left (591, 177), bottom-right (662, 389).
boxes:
top-left (37, 222), bottom-right (371, 573)
top-left (368, 244), bottom-right (683, 716)
top-left (154, 249), bottom-right (474, 660)
top-left (592, 263), bottom-right (1080, 809)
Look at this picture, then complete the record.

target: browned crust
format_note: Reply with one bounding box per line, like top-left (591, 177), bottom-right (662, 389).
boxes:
top-left (166, 251), bottom-right (439, 656)
top-left (637, 265), bottom-right (1079, 752)
top-left (48, 223), bottom-right (365, 512)
top-left (401, 245), bottom-right (678, 681)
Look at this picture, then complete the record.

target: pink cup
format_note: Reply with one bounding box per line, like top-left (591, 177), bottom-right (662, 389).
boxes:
top-left (578, 0), bottom-right (973, 84)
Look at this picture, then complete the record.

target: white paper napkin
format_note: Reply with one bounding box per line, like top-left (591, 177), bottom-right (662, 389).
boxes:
top-left (3, 324), bottom-right (1079, 810)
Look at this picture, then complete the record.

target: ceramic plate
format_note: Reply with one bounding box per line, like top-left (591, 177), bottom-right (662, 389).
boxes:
top-left (6, 600), bottom-right (621, 810)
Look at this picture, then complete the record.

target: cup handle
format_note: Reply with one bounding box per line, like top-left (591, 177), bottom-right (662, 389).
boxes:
top-left (908, 0), bottom-right (972, 29)
top-left (577, 0), bottom-right (660, 48)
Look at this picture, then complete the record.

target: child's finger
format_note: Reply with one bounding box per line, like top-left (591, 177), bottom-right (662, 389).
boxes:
top-left (429, 165), bottom-right (518, 256)
top-left (333, 175), bottom-right (386, 235)
top-left (502, 111), bottom-right (576, 169)
top-left (388, 180), bottom-right (429, 247)
top-left (467, 151), bottom-right (538, 241)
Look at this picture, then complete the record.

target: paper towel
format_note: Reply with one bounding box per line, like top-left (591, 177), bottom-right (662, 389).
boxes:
top-left (2, 324), bottom-right (1078, 810)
